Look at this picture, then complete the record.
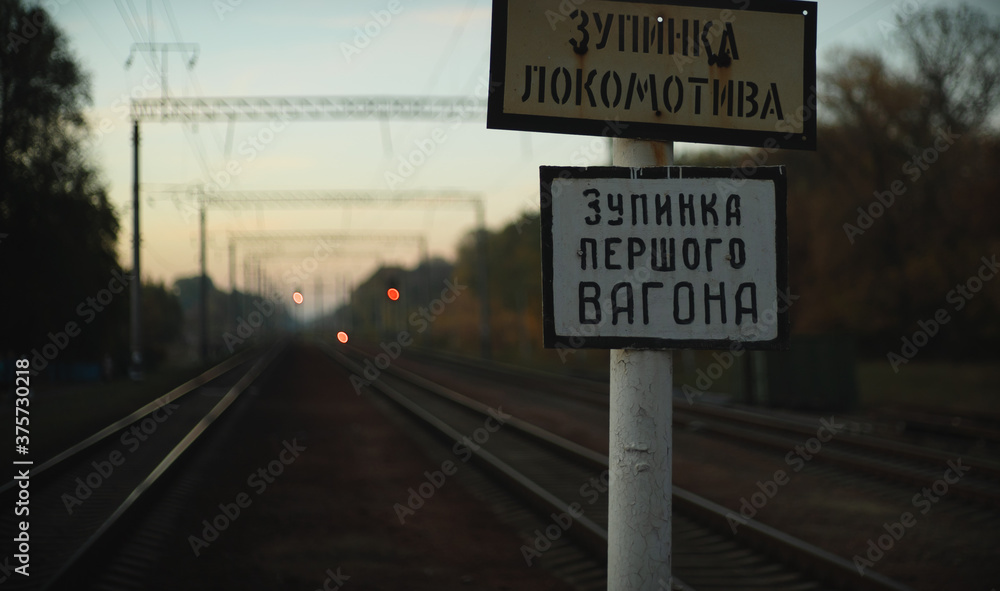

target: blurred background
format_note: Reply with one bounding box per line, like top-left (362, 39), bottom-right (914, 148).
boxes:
top-left (1, 0), bottom-right (998, 415)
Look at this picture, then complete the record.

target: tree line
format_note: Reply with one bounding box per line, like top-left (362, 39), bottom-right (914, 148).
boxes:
top-left (446, 5), bottom-right (1000, 361)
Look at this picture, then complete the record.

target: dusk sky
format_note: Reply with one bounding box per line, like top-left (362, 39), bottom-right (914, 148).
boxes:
top-left (44, 0), bottom-right (1000, 312)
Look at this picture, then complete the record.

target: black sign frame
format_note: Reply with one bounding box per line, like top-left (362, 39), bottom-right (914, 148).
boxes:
top-left (540, 165), bottom-right (789, 350)
top-left (489, 0), bottom-right (817, 150)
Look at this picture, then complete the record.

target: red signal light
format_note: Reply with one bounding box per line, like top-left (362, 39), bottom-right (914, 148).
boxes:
top-left (292, 291), bottom-right (304, 305)
top-left (387, 288), bottom-right (400, 301)
top-left (337, 331), bottom-right (349, 343)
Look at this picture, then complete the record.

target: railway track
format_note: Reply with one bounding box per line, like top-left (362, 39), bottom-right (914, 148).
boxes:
top-left (324, 341), bottom-right (913, 591)
top-left (672, 403), bottom-right (1000, 507)
top-left (872, 405), bottom-right (1000, 448)
top-left (403, 346), bottom-right (1000, 507)
top-left (0, 342), bottom-right (285, 590)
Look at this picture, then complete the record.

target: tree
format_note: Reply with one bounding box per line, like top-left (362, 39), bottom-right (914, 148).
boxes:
top-left (0, 0), bottom-right (123, 367)
top-left (674, 6), bottom-right (1000, 358)
top-left (140, 281), bottom-right (184, 368)
top-left (894, 5), bottom-right (1000, 134)
top-left (780, 4), bottom-right (1000, 356)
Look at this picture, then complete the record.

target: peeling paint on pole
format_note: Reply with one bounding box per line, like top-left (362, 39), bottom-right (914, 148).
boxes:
top-left (609, 348), bottom-right (673, 589)
top-left (605, 138), bottom-right (674, 591)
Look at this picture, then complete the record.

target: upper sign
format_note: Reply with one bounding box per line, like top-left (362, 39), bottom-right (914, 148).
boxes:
top-left (541, 166), bottom-right (788, 350)
top-left (489, 0), bottom-right (817, 150)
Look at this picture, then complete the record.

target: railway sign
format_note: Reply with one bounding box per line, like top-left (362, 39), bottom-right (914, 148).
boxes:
top-left (540, 165), bottom-right (788, 350)
top-left (488, 0), bottom-right (817, 149)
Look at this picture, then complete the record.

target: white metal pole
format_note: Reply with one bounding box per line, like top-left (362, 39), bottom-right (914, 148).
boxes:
top-left (608, 138), bottom-right (673, 590)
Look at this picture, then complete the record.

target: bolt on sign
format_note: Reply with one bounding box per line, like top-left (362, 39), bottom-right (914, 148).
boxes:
top-left (540, 166), bottom-right (788, 349)
top-left (488, 0), bottom-right (817, 149)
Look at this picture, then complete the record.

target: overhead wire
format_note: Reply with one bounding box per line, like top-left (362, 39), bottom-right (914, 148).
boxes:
top-left (376, 0), bottom-right (480, 187)
top-left (124, 0), bottom-right (148, 42)
top-left (115, 0), bottom-right (222, 282)
top-left (75, 2), bottom-right (121, 60)
top-left (424, 0), bottom-right (478, 93)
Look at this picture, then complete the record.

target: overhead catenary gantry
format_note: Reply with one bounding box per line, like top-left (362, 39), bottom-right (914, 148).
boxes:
top-left (144, 187), bottom-right (486, 363)
top-left (131, 95), bottom-right (486, 122)
top-left (228, 230), bottom-right (429, 269)
top-left (129, 95), bottom-right (489, 376)
top-left (227, 230), bottom-right (429, 301)
top-left (235, 247), bottom-right (387, 330)
top-left (228, 231), bottom-right (429, 337)
top-left (145, 187), bottom-right (484, 223)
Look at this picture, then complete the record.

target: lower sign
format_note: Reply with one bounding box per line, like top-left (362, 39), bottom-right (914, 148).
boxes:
top-left (541, 166), bottom-right (787, 350)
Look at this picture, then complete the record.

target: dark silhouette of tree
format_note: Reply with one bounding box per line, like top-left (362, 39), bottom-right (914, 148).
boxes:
top-left (0, 0), bottom-right (123, 367)
top-left (140, 281), bottom-right (184, 369)
top-left (732, 4), bottom-right (1000, 358)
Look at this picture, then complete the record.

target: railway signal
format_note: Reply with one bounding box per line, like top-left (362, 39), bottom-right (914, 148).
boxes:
top-left (387, 276), bottom-right (400, 301)
top-left (292, 291), bottom-right (304, 305)
top-left (337, 331), bottom-right (349, 343)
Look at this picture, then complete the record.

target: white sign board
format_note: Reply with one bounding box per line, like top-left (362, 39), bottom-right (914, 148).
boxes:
top-left (541, 166), bottom-right (787, 349)
top-left (488, 0), bottom-right (817, 149)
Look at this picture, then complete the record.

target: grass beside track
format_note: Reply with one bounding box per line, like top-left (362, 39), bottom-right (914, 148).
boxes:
top-left (856, 360), bottom-right (1000, 415)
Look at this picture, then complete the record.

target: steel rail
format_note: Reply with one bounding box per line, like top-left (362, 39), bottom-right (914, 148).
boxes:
top-left (324, 342), bottom-right (914, 591)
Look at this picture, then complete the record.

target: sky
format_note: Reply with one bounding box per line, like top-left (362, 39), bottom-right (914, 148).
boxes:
top-left (41, 0), bottom-right (1000, 315)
